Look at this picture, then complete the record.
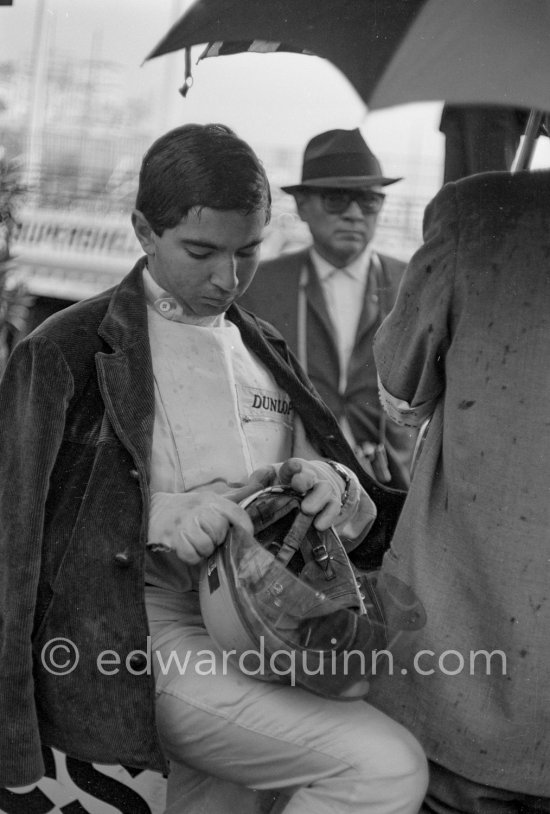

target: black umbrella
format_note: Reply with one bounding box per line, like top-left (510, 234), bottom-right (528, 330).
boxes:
top-left (146, 0), bottom-right (550, 114)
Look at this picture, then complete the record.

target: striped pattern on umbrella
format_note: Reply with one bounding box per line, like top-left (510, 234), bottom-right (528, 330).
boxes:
top-left (199, 40), bottom-right (315, 60)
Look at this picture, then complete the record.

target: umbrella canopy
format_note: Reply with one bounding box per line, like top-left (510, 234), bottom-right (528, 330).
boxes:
top-left (146, 0), bottom-right (550, 113)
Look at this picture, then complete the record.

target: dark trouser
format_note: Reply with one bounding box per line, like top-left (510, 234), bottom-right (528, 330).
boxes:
top-left (422, 759), bottom-right (550, 814)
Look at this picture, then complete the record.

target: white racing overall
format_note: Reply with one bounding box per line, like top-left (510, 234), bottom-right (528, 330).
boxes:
top-left (142, 269), bottom-right (427, 814)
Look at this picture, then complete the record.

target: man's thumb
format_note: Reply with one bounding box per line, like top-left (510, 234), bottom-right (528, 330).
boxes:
top-left (225, 466), bottom-right (276, 504)
top-left (278, 458), bottom-right (302, 485)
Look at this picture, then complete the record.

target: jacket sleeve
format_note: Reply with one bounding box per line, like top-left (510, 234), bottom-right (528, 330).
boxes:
top-left (0, 336), bottom-right (73, 787)
top-left (373, 182), bottom-right (458, 417)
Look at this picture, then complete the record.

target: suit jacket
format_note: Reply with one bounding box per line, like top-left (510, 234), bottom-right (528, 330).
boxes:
top-left (370, 169), bottom-right (550, 794)
top-left (240, 248), bottom-right (416, 488)
top-left (0, 257), bottom-right (404, 788)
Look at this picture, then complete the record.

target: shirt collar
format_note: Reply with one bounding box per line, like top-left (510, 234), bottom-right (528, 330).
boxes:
top-left (142, 265), bottom-right (224, 327)
top-left (310, 244), bottom-right (373, 283)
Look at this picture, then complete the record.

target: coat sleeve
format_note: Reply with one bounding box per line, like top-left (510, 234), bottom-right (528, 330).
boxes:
top-left (0, 336), bottom-right (73, 787)
top-left (373, 182), bottom-right (459, 422)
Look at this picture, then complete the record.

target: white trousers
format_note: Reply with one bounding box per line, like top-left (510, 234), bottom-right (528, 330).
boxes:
top-left (146, 588), bottom-right (428, 814)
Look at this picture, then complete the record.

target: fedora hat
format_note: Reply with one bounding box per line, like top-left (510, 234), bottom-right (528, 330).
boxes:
top-left (281, 128), bottom-right (401, 192)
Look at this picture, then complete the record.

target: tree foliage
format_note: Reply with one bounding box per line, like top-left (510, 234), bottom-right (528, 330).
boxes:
top-left (0, 154), bottom-right (31, 373)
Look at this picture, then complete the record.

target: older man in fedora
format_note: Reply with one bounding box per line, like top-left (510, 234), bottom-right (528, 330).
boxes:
top-left (240, 128), bottom-right (416, 490)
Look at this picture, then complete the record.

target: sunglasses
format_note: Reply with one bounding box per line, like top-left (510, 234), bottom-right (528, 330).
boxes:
top-left (313, 188), bottom-right (386, 215)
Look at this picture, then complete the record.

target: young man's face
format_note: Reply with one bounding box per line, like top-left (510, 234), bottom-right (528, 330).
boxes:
top-left (295, 188), bottom-right (382, 268)
top-left (133, 207), bottom-right (266, 317)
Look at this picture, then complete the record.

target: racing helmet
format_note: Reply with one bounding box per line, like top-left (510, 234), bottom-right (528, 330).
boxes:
top-left (199, 485), bottom-right (425, 700)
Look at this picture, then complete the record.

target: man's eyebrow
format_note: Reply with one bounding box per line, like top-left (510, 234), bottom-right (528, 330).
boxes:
top-left (182, 237), bottom-right (264, 249)
top-left (181, 238), bottom-right (218, 248)
top-left (240, 238), bottom-right (264, 249)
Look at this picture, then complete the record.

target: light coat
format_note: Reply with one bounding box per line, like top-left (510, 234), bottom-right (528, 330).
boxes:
top-left (370, 169), bottom-right (550, 794)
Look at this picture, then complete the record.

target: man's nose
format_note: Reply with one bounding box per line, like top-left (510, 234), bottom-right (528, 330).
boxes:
top-left (211, 257), bottom-right (239, 291)
top-left (341, 199), bottom-right (366, 218)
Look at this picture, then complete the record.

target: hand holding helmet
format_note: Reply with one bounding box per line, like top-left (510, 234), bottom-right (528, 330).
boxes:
top-left (147, 469), bottom-right (274, 564)
top-left (147, 459), bottom-right (360, 564)
top-left (275, 458), bottom-right (360, 531)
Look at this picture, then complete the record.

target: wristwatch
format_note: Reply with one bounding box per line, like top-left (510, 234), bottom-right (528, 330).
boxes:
top-left (325, 460), bottom-right (352, 510)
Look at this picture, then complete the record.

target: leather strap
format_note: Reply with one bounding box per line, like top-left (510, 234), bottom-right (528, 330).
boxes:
top-left (297, 263), bottom-right (309, 374)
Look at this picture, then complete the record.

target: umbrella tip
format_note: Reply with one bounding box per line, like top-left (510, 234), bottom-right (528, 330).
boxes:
top-left (179, 76), bottom-right (194, 98)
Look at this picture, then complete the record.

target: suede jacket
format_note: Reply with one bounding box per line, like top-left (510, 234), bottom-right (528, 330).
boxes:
top-left (0, 258), bottom-right (404, 788)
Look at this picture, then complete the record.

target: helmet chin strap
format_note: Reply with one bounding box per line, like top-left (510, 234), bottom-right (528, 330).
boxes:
top-left (273, 509), bottom-right (341, 583)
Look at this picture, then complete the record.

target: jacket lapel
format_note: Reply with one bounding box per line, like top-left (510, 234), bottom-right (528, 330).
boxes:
top-left (96, 261), bottom-right (155, 474)
top-left (305, 254), bottom-right (338, 345)
top-left (352, 253), bottom-right (384, 347)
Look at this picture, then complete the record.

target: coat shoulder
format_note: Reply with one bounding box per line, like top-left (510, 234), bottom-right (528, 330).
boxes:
top-left (446, 168), bottom-right (550, 220)
top-left (377, 252), bottom-right (407, 293)
top-left (377, 252), bottom-right (406, 273)
top-left (253, 249), bottom-right (309, 287)
top-left (29, 288), bottom-right (112, 345)
top-left (19, 287), bottom-right (115, 397)
top-left (258, 248), bottom-right (310, 274)
top-left (239, 249), bottom-right (308, 312)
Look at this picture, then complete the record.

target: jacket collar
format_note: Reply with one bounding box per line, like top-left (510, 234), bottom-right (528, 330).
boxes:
top-left (98, 256), bottom-right (150, 352)
top-left (310, 244), bottom-right (373, 283)
top-left (96, 257), bottom-right (154, 475)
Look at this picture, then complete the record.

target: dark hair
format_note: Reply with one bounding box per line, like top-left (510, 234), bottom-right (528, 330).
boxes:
top-left (135, 123), bottom-right (271, 234)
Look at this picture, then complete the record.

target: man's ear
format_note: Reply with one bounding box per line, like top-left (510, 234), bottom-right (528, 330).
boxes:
top-left (132, 210), bottom-right (156, 254)
top-left (293, 192), bottom-right (310, 224)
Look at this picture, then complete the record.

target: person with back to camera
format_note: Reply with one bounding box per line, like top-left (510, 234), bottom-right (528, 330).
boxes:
top-left (368, 165), bottom-right (550, 813)
top-left (0, 123), bottom-right (428, 814)
top-left (240, 127), bottom-right (416, 490)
